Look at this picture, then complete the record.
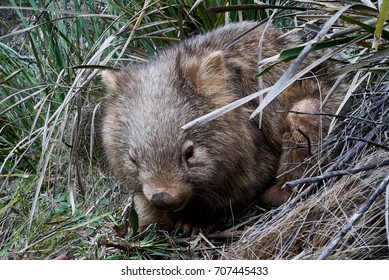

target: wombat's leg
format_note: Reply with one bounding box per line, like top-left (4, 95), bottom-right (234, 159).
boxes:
top-left (174, 219), bottom-right (217, 236)
top-left (174, 220), bottom-right (201, 236)
top-left (133, 194), bottom-right (174, 231)
top-left (259, 98), bottom-right (322, 207)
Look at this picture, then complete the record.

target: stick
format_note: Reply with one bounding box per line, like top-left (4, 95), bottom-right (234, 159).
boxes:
top-left (283, 159), bottom-right (389, 188)
top-left (99, 238), bottom-right (141, 251)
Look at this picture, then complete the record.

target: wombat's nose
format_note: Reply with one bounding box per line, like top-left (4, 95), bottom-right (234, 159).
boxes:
top-left (150, 192), bottom-right (180, 210)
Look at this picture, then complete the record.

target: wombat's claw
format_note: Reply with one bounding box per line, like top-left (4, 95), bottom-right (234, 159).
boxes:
top-left (174, 220), bottom-right (201, 236)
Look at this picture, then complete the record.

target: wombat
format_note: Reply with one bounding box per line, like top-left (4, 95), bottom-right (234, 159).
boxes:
top-left (101, 21), bottom-right (343, 233)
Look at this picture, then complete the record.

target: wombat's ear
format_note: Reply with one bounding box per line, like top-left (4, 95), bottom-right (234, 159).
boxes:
top-left (199, 51), bottom-right (227, 96)
top-left (101, 69), bottom-right (122, 94)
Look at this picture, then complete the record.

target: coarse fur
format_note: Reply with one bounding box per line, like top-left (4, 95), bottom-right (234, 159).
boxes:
top-left (101, 22), bottom-right (344, 233)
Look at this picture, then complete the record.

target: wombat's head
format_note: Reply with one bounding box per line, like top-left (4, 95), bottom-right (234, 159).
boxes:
top-left (101, 51), bottom-right (256, 213)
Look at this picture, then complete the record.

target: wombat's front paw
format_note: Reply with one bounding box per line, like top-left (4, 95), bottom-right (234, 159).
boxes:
top-left (134, 194), bottom-right (174, 232)
top-left (137, 215), bottom-right (174, 232)
top-left (173, 219), bottom-right (218, 236)
top-left (173, 219), bottom-right (203, 236)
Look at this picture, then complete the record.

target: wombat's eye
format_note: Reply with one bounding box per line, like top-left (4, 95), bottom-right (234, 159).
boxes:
top-left (184, 145), bottom-right (194, 161)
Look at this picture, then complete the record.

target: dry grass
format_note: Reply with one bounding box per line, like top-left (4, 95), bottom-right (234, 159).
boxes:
top-left (228, 151), bottom-right (388, 259)
top-left (225, 84), bottom-right (389, 259)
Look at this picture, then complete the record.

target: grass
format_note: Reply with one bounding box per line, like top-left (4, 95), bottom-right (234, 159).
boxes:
top-left (0, 0), bottom-right (388, 259)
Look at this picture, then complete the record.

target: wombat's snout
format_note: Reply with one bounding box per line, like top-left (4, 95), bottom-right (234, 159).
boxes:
top-left (143, 183), bottom-right (192, 212)
top-left (150, 192), bottom-right (181, 211)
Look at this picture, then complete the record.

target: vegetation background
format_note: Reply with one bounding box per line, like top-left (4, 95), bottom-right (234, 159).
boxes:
top-left (0, 0), bottom-right (388, 259)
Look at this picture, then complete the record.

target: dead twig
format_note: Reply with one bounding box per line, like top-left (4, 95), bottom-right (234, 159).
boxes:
top-left (283, 158), bottom-right (389, 188)
top-left (346, 137), bottom-right (389, 152)
top-left (98, 238), bottom-right (142, 251)
top-left (207, 230), bottom-right (244, 239)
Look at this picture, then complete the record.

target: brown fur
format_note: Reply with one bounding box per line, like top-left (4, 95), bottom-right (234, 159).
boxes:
top-left (100, 22), bottom-right (344, 232)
